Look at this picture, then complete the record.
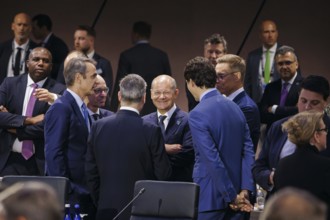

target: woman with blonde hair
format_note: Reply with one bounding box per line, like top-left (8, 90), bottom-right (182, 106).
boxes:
top-left (274, 110), bottom-right (330, 213)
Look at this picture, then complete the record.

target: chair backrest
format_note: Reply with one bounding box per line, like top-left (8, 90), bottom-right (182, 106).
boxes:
top-left (130, 180), bottom-right (199, 220)
top-left (1, 175), bottom-right (69, 207)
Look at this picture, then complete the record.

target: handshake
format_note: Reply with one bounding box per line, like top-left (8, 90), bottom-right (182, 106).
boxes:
top-left (229, 190), bottom-right (253, 212)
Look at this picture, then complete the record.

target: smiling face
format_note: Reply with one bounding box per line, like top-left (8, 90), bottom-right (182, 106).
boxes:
top-left (151, 75), bottom-right (178, 114)
top-left (27, 48), bottom-right (52, 82)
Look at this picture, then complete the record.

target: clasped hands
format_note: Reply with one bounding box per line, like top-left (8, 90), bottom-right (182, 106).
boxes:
top-left (229, 190), bottom-right (253, 212)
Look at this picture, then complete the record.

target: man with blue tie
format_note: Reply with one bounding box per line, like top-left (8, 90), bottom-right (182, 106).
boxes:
top-left (184, 57), bottom-right (255, 219)
top-left (45, 57), bottom-right (97, 219)
top-left (143, 75), bottom-right (194, 181)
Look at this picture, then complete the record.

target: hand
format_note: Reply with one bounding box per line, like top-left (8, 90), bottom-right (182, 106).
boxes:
top-left (0, 105), bottom-right (8, 112)
top-left (165, 144), bottom-right (182, 154)
top-left (34, 88), bottom-right (56, 104)
top-left (229, 191), bottom-right (253, 212)
top-left (269, 169), bottom-right (275, 185)
top-left (24, 114), bottom-right (44, 125)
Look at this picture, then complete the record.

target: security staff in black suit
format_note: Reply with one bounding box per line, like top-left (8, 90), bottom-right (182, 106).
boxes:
top-left (0, 12), bottom-right (37, 84)
top-left (0, 47), bottom-right (65, 176)
top-left (32, 14), bottom-right (69, 80)
top-left (110, 21), bottom-right (171, 115)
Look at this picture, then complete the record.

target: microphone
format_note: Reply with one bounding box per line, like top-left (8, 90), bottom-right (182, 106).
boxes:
top-left (112, 188), bottom-right (146, 220)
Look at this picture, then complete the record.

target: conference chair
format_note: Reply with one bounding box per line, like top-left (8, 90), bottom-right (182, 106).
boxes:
top-left (130, 180), bottom-right (200, 220)
top-left (1, 175), bottom-right (69, 207)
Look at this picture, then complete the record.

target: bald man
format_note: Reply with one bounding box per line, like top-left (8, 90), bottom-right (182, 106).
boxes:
top-left (87, 75), bottom-right (114, 121)
top-left (143, 75), bottom-right (194, 181)
top-left (0, 13), bottom-right (37, 83)
top-left (244, 20), bottom-right (280, 103)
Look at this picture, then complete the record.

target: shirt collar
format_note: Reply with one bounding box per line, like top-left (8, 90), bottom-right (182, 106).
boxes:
top-left (200, 88), bottom-right (217, 101)
top-left (120, 106), bottom-right (140, 114)
top-left (43, 33), bottom-right (52, 44)
top-left (67, 88), bottom-right (85, 108)
top-left (87, 50), bottom-right (95, 59)
top-left (263, 43), bottom-right (277, 53)
top-left (14, 39), bottom-right (29, 50)
top-left (27, 74), bottom-right (47, 88)
top-left (157, 104), bottom-right (176, 120)
top-left (282, 72), bottom-right (298, 85)
top-left (227, 87), bottom-right (244, 100)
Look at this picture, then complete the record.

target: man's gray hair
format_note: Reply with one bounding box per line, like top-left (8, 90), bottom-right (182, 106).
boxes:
top-left (119, 74), bottom-right (147, 103)
top-left (64, 57), bottom-right (96, 86)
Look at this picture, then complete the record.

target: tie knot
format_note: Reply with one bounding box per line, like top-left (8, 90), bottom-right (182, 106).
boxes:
top-left (282, 82), bottom-right (289, 89)
top-left (92, 114), bottom-right (99, 121)
top-left (32, 83), bottom-right (38, 89)
top-left (159, 115), bottom-right (167, 123)
top-left (17, 47), bottom-right (22, 51)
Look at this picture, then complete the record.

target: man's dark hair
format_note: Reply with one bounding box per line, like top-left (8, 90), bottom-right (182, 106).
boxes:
top-left (204, 33), bottom-right (228, 53)
top-left (133, 21), bottom-right (152, 39)
top-left (184, 56), bottom-right (216, 88)
top-left (32, 14), bottom-right (52, 31)
top-left (301, 75), bottom-right (330, 101)
top-left (77, 25), bottom-right (96, 38)
top-left (275, 45), bottom-right (297, 60)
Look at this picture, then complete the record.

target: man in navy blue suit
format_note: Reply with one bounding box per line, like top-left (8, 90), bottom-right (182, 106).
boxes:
top-left (86, 74), bottom-right (171, 220)
top-left (0, 47), bottom-right (65, 176)
top-left (32, 14), bottom-right (69, 80)
top-left (45, 57), bottom-right (97, 219)
top-left (0, 13), bottom-right (37, 84)
top-left (253, 75), bottom-right (330, 195)
top-left (110, 21), bottom-right (171, 115)
top-left (87, 75), bottom-right (113, 121)
top-left (143, 75), bottom-right (194, 181)
top-left (184, 57), bottom-right (254, 219)
top-left (216, 54), bottom-right (260, 152)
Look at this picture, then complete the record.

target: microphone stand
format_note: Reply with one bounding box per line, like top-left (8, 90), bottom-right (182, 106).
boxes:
top-left (112, 188), bottom-right (146, 220)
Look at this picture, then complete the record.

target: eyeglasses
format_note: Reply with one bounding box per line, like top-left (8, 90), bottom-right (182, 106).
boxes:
top-left (151, 90), bottom-right (173, 97)
top-left (93, 87), bottom-right (109, 95)
top-left (316, 127), bottom-right (328, 133)
top-left (277, 61), bottom-right (294, 66)
top-left (216, 72), bottom-right (235, 80)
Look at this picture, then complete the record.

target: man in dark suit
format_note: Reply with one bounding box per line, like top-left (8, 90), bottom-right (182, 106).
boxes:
top-left (216, 54), bottom-right (260, 152)
top-left (45, 57), bottom-right (97, 219)
top-left (186, 33), bottom-right (228, 111)
top-left (110, 21), bottom-right (171, 115)
top-left (253, 75), bottom-right (330, 195)
top-left (86, 74), bottom-right (171, 220)
top-left (259, 46), bottom-right (303, 131)
top-left (244, 20), bottom-right (280, 104)
top-left (0, 47), bottom-right (65, 176)
top-left (184, 57), bottom-right (255, 219)
top-left (143, 75), bottom-right (194, 182)
top-left (0, 12), bottom-right (37, 84)
top-left (87, 75), bottom-right (113, 121)
top-left (32, 14), bottom-right (69, 80)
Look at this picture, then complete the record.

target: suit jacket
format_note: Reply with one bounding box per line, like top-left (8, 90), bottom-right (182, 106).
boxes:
top-left (0, 73), bottom-right (65, 175)
top-left (274, 145), bottom-right (330, 207)
top-left (244, 46), bottom-right (281, 103)
top-left (189, 89), bottom-right (255, 212)
top-left (143, 107), bottom-right (195, 181)
top-left (85, 109), bottom-right (172, 220)
top-left (110, 43), bottom-right (171, 115)
top-left (233, 90), bottom-right (261, 152)
top-left (99, 108), bottom-right (113, 118)
top-left (43, 34), bottom-right (69, 80)
top-left (0, 39), bottom-right (37, 84)
top-left (253, 115), bottom-right (330, 192)
top-left (259, 74), bottom-right (303, 130)
top-left (45, 90), bottom-right (91, 197)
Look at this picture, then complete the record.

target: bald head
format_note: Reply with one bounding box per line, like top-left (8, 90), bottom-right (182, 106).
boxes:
top-left (11, 13), bottom-right (32, 45)
top-left (259, 20), bottom-right (278, 49)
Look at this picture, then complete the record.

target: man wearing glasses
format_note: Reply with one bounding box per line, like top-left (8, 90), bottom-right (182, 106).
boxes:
top-left (258, 45), bottom-right (303, 131)
top-left (87, 75), bottom-right (113, 121)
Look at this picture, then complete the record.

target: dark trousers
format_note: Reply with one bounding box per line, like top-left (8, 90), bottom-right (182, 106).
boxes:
top-left (0, 152), bottom-right (39, 176)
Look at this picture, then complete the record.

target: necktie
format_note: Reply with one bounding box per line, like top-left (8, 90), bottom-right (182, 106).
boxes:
top-left (81, 104), bottom-right (90, 132)
top-left (264, 50), bottom-right (271, 84)
top-left (280, 82), bottom-right (289, 106)
top-left (92, 114), bottom-right (99, 121)
top-left (22, 83), bottom-right (38, 160)
top-left (14, 47), bottom-right (22, 76)
top-left (159, 115), bottom-right (167, 135)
